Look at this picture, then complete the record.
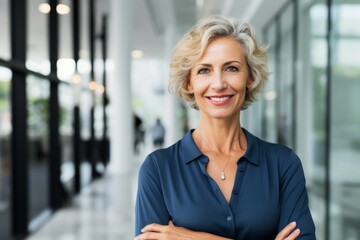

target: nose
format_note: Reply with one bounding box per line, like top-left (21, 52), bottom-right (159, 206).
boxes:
top-left (210, 71), bottom-right (227, 91)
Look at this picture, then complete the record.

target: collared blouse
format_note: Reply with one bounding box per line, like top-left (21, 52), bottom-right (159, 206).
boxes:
top-left (135, 129), bottom-right (316, 239)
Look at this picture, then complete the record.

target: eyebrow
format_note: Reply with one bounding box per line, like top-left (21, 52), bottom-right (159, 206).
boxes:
top-left (194, 60), bottom-right (243, 68)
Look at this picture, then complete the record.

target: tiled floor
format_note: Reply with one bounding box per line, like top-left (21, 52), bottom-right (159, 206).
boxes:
top-left (25, 136), bottom-right (156, 240)
top-left (26, 168), bottom-right (139, 240)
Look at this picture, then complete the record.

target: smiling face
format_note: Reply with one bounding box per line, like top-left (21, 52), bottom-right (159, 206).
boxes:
top-left (188, 36), bottom-right (253, 120)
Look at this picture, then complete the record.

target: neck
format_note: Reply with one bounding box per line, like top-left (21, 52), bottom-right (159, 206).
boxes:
top-left (194, 124), bottom-right (244, 154)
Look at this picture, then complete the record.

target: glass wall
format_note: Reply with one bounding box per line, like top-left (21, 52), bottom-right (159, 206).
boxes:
top-left (0, 0), bottom-right (10, 60)
top-left (297, 1), bottom-right (328, 239)
top-left (262, 24), bottom-right (277, 143)
top-left (0, 0), bottom-right (109, 237)
top-left (330, 2), bottom-right (360, 240)
top-left (263, 0), bottom-right (360, 239)
top-left (58, 0), bottom-right (75, 195)
top-left (27, 0), bottom-right (50, 74)
top-left (278, 4), bottom-right (294, 148)
top-left (79, 0), bottom-right (92, 186)
top-left (27, 76), bottom-right (50, 221)
top-left (59, 84), bottom-right (75, 194)
top-left (0, 66), bottom-right (12, 239)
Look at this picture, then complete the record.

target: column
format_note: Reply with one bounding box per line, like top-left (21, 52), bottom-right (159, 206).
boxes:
top-left (107, 0), bottom-right (134, 174)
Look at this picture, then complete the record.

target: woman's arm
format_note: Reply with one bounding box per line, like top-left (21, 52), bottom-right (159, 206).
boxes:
top-left (135, 155), bottom-right (171, 235)
top-left (135, 221), bottom-right (300, 240)
top-left (278, 151), bottom-right (316, 239)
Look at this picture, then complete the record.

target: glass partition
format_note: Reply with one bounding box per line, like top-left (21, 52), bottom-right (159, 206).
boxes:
top-left (27, 76), bottom-right (50, 221)
top-left (80, 89), bottom-right (92, 186)
top-left (79, 0), bottom-right (92, 186)
top-left (262, 24), bottom-right (277, 143)
top-left (59, 84), bottom-right (75, 194)
top-left (0, 66), bottom-right (12, 239)
top-left (0, 0), bottom-right (10, 60)
top-left (330, 2), bottom-right (360, 240)
top-left (278, 4), bottom-right (294, 148)
top-left (27, 0), bottom-right (50, 74)
top-left (297, 1), bottom-right (328, 239)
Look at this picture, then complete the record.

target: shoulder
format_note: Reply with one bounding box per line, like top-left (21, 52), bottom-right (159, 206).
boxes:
top-left (139, 138), bottom-right (183, 174)
top-left (245, 130), bottom-right (302, 171)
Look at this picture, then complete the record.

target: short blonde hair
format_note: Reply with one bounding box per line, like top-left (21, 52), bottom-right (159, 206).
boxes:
top-left (168, 15), bottom-right (269, 110)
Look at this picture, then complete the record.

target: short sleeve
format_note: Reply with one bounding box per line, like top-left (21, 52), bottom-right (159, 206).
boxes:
top-left (135, 154), bottom-right (170, 236)
top-left (278, 151), bottom-right (316, 239)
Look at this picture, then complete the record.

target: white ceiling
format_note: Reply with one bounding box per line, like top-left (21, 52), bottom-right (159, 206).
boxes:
top-left (125, 0), bottom-right (289, 59)
top-left (0, 0), bottom-right (289, 62)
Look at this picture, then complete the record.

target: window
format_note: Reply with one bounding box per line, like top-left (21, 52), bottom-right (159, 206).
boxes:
top-left (0, 0), bottom-right (10, 60)
top-left (329, 3), bottom-right (360, 240)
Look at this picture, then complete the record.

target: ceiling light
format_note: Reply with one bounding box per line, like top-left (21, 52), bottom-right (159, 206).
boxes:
top-left (97, 84), bottom-right (105, 94)
top-left (89, 81), bottom-right (97, 91)
top-left (131, 50), bottom-right (144, 59)
top-left (38, 3), bottom-right (70, 15)
top-left (56, 4), bottom-right (70, 15)
top-left (38, 3), bottom-right (51, 14)
top-left (72, 73), bottom-right (82, 84)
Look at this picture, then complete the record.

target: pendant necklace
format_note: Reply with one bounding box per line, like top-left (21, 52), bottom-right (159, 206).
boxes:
top-left (195, 130), bottom-right (241, 180)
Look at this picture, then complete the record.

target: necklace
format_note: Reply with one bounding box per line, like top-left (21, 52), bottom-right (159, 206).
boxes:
top-left (194, 130), bottom-right (241, 180)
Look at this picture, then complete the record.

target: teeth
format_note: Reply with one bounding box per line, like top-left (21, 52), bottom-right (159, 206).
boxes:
top-left (210, 96), bottom-right (230, 102)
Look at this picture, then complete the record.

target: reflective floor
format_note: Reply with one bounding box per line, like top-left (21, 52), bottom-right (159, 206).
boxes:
top-left (25, 134), bottom-right (156, 240)
top-left (26, 169), bottom-right (138, 240)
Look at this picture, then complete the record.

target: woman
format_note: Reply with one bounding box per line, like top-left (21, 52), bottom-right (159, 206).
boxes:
top-left (135, 15), bottom-right (316, 239)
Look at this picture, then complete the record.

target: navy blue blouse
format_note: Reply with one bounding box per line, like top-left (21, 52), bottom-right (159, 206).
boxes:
top-left (135, 129), bottom-right (316, 239)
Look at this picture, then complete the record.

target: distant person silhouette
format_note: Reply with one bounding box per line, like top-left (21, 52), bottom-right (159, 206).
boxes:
top-left (134, 113), bottom-right (145, 154)
top-left (151, 118), bottom-right (165, 148)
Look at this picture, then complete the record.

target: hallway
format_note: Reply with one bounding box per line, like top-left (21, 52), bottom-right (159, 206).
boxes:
top-left (26, 167), bottom-right (139, 240)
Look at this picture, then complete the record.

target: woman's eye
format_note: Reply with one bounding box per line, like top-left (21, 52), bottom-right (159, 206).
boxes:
top-left (197, 68), bottom-right (209, 74)
top-left (226, 66), bottom-right (239, 72)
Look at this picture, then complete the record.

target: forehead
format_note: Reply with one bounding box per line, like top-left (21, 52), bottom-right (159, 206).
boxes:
top-left (197, 36), bottom-right (246, 63)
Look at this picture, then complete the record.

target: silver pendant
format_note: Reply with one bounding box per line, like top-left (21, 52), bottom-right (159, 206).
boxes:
top-left (221, 171), bottom-right (226, 180)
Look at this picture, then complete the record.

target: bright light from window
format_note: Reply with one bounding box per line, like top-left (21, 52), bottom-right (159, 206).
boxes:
top-left (132, 50), bottom-right (144, 59)
top-left (57, 58), bottom-right (75, 81)
top-left (196, 0), bottom-right (204, 7)
top-left (264, 91), bottom-right (277, 101)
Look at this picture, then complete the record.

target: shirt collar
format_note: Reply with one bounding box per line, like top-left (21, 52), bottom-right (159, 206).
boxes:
top-left (181, 128), bottom-right (261, 166)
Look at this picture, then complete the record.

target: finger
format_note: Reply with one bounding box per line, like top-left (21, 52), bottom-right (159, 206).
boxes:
top-left (275, 222), bottom-right (297, 240)
top-left (141, 223), bottom-right (165, 233)
top-left (135, 231), bottom-right (161, 240)
top-left (285, 228), bottom-right (300, 240)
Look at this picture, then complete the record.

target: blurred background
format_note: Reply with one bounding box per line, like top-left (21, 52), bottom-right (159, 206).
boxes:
top-left (0, 0), bottom-right (359, 239)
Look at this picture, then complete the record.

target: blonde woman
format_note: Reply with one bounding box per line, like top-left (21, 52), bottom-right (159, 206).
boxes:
top-left (135, 15), bottom-right (316, 240)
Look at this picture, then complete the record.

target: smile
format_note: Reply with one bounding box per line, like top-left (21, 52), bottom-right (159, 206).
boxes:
top-left (209, 96), bottom-right (231, 102)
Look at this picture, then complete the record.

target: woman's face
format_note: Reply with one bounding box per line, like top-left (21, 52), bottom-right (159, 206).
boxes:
top-left (188, 36), bottom-right (252, 119)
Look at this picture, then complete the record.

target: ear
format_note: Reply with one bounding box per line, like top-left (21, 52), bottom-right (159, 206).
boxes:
top-left (187, 79), bottom-right (194, 93)
top-left (246, 76), bottom-right (254, 89)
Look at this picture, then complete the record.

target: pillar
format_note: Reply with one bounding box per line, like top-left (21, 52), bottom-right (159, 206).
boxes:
top-left (107, 0), bottom-right (134, 174)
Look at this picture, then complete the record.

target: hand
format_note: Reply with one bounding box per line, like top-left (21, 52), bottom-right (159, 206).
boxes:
top-left (134, 221), bottom-right (195, 240)
top-left (135, 221), bottom-right (232, 240)
top-left (275, 222), bottom-right (300, 240)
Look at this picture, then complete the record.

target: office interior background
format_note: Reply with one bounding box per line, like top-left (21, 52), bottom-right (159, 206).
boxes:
top-left (0, 0), bottom-right (359, 239)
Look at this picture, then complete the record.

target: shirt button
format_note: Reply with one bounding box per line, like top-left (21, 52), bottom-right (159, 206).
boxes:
top-left (227, 216), bottom-right (232, 221)
top-left (239, 168), bottom-right (243, 172)
top-left (233, 190), bottom-right (238, 195)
